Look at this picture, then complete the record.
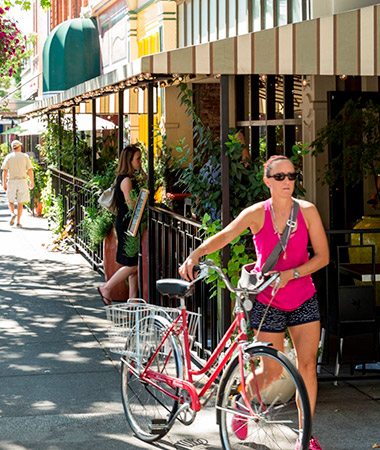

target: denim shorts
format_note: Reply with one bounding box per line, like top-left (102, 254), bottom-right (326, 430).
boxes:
top-left (249, 294), bottom-right (320, 333)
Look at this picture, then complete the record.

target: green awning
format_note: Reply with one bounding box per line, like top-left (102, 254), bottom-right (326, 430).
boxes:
top-left (43, 18), bottom-right (101, 93)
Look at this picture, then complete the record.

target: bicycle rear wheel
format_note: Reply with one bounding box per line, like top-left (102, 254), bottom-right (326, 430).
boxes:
top-left (218, 345), bottom-right (312, 450)
top-left (121, 315), bottom-right (182, 442)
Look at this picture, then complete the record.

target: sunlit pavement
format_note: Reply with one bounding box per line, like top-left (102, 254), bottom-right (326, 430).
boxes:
top-left (0, 191), bottom-right (222, 450)
top-left (0, 190), bottom-right (380, 450)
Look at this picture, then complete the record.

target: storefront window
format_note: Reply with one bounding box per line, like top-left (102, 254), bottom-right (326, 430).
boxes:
top-left (229, 0), bottom-right (236, 37)
top-left (193, 0), bottom-right (200, 44)
top-left (238, 0), bottom-right (248, 35)
top-left (263, 0), bottom-right (274, 29)
top-left (219, 0), bottom-right (227, 39)
top-left (201, 0), bottom-right (209, 43)
top-left (291, 0), bottom-right (302, 23)
top-left (252, 0), bottom-right (261, 32)
top-left (186, 1), bottom-right (192, 45)
top-left (277, 0), bottom-right (288, 26)
top-left (209, 0), bottom-right (217, 41)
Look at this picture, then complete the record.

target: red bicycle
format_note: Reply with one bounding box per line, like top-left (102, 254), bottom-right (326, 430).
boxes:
top-left (105, 260), bottom-right (312, 450)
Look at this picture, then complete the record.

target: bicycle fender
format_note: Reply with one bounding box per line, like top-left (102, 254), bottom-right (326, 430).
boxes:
top-left (245, 341), bottom-right (272, 351)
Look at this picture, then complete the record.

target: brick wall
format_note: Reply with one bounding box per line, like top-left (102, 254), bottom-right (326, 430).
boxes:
top-left (194, 83), bottom-right (220, 139)
top-left (50, 0), bottom-right (89, 29)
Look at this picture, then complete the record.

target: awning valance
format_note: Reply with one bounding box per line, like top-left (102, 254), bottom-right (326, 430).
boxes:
top-left (19, 4), bottom-right (380, 116)
top-left (11, 115), bottom-right (117, 136)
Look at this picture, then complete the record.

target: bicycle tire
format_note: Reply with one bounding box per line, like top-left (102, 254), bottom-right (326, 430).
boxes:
top-left (217, 345), bottom-right (312, 450)
top-left (121, 315), bottom-right (183, 442)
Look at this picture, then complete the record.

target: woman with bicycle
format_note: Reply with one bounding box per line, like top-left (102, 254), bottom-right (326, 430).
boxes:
top-left (180, 155), bottom-right (329, 450)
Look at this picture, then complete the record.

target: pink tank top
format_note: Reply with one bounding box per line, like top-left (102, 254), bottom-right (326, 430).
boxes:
top-left (252, 198), bottom-right (316, 311)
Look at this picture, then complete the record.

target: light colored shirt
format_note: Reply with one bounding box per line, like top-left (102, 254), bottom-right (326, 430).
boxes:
top-left (1, 152), bottom-right (32, 180)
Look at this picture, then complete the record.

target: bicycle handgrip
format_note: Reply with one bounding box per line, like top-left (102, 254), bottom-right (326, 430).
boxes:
top-left (192, 266), bottom-right (201, 279)
top-left (252, 272), bottom-right (280, 293)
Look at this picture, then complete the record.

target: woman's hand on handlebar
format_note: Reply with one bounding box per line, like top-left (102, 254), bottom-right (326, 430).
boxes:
top-left (179, 251), bottom-right (200, 281)
top-left (267, 269), bottom-right (293, 289)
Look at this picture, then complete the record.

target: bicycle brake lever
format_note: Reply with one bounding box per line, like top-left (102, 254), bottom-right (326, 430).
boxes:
top-left (190, 265), bottom-right (209, 285)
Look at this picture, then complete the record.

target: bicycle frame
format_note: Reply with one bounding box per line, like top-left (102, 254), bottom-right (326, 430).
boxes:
top-left (137, 297), bottom-right (265, 414)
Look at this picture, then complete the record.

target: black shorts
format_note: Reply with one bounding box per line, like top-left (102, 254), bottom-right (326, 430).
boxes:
top-left (249, 294), bottom-right (320, 333)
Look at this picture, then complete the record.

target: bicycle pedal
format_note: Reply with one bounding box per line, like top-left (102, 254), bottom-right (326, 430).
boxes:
top-left (149, 418), bottom-right (167, 435)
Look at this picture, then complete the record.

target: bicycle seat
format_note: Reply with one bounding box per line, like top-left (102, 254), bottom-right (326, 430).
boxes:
top-left (156, 279), bottom-right (194, 297)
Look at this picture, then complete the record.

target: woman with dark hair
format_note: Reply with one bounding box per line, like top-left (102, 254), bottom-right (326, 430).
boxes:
top-left (179, 155), bottom-right (329, 450)
top-left (98, 145), bottom-right (145, 305)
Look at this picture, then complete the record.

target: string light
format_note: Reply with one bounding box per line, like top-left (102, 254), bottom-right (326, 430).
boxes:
top-left (260, 74), bottom-right (267, 82)
top-left (340, 74), bottom-right (347, 80)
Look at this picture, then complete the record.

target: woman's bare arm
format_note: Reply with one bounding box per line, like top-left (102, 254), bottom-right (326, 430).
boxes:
top-left (120, 177), bottom-right (135, 209)
top-left (179, 203), bottom-right (264, 280)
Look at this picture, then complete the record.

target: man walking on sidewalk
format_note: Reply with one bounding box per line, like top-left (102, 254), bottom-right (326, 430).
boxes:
top-left (1, 140), bottom-right (34, 227)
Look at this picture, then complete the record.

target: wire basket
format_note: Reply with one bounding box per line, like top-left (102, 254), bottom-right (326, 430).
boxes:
top-left (104, 299), bottom-right (201, 355)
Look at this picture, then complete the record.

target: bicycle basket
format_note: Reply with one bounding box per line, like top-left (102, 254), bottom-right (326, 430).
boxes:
top-left (104, 300), bottom-right (201, 355)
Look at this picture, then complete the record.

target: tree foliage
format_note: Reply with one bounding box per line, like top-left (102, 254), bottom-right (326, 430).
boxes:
top-left (3, 1), bottom-right (51, 10)
top-left (311, 98), bottom-right (380, 202)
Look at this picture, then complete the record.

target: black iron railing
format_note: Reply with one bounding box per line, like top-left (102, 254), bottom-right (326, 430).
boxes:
top-left (148, 206), bottom-right (218, 354)
top-left (50, 167), bottom-right (104, 273)
top-left (47, 166), bottom-right (380, 363)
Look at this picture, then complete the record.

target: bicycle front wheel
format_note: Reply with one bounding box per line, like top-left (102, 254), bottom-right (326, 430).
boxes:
top-left (218, 345), bottom-right (312, 450)
top-left (121, 315), bottom-right (182, 442)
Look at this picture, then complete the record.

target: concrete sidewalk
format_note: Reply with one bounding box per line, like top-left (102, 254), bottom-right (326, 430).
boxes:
top-left (0, 190), bottom-right (379, 450)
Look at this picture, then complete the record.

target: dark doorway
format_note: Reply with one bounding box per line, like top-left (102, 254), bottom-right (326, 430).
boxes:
top-left (328, 91), bottom-right (380, 230)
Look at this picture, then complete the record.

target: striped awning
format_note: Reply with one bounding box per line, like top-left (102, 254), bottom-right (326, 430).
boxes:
top-left (148, 4), bottom-right (380, 77)
top-left (18, 4), bottom-right (380, 116)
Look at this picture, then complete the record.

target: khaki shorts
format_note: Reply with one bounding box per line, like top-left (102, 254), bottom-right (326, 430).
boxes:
top-left (7, 179), bottom-right (30, 203)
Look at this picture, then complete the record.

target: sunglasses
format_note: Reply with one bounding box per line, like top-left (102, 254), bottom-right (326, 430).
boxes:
top-left (268, 172), bottom-right (298, 181)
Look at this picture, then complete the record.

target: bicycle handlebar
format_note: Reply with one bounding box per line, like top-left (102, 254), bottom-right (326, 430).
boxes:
top-left (193, 260), bottom-right (280, 296)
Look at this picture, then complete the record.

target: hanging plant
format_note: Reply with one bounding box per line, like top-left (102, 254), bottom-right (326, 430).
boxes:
top-left (0, 7), bottom-right (25, 78)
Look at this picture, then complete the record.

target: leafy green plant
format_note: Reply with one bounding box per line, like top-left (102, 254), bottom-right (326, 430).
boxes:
top-left (95, 131), bottom-right (118, 174)
top-left (174, 82), bottom-right (309, 222)
top-left (85, 208), bottom-right (115, 249)
top-left (0, 142), bottom-right (10, 167)
top-left (200, 213), bottom-right (255, 298)
top-left (83, 160), bottom-right (117, 197)
top-left (30, 158), bottom-right (48, 201)
top-left (38, 113), bottom-right (92, 180)
top-left (45, 192), bottom-right (64, 234)
top-left (311, 98), bottom-right (380, 199)
top-left (40, 169), bottom-right (53, 215)
top-left (153, 130), bottom-right (176, 194)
